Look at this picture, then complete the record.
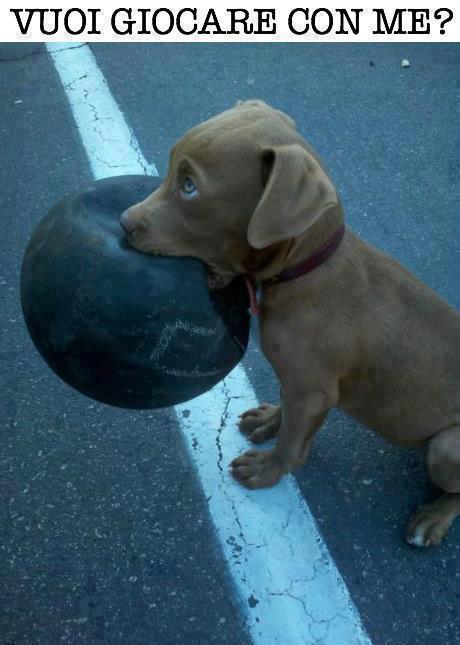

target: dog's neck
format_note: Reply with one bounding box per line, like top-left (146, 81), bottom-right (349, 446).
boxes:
top-left (251, 206), bottom-right (344, 278)
top-left (244, 207), bottom-right (345, 315)
top-left (263, 224), bottom-right (345, 286)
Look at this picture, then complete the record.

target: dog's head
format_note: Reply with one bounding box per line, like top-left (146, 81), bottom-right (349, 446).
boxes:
top-left (120, 100), bottom-right (341, 288)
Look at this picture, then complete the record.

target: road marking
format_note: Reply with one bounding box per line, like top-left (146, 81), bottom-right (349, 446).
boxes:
top-left (47, 42), bottom-right (371, 645)
top-left (46, 43), bottom-right (158, 178)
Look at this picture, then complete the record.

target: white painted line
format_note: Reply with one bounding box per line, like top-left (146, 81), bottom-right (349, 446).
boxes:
top-left (47, 42), bottom-right (371, 645)
top-left (46, 43), bottom-right (158, 178)
top-left (177, 372), bottom-right (371, 645)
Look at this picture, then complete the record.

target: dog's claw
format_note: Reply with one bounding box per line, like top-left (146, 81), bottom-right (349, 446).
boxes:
top-left (406, 506), bottom-right (453, 547)
top-left (230, 449), bottom-right (285, 489)
top-left (237, 403), bottom-right (281, 444)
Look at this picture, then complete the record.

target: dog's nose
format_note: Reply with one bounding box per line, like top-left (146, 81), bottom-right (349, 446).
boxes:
top-left (119, 209), bottom-right (137, 234)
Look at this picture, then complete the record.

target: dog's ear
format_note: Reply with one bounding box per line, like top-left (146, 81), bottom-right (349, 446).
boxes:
top-left (247, 144), bottom-right (339, 250)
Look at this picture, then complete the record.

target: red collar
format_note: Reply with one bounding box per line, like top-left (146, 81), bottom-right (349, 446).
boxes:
top-left (244, 224), bottom-right (346, 316)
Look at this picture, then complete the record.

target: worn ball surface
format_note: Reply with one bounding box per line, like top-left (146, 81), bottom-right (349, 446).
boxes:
top-left (20, 175), bottom-right (250, 409)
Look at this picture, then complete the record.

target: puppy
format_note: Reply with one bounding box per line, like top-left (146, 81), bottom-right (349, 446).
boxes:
top-left (120, 100), bottom-right (460, 547)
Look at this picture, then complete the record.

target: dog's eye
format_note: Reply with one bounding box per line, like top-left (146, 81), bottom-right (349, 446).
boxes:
top-left (180, 177), bottom-right (198, 199)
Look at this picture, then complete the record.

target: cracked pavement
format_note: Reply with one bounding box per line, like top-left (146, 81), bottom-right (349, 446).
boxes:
top-left (1, 42), bottom-right (459, 644)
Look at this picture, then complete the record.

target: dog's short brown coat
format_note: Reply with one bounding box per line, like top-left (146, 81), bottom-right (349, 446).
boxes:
top-left (121, 100), bottom-right (460, 547)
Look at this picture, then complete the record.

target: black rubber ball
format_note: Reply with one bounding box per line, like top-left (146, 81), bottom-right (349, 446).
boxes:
top-left (20, 175), bottom-right (250, 409)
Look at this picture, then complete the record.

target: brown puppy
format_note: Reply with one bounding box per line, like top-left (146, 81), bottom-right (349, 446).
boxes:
top-left (120, 100), bottom-right (460, 547)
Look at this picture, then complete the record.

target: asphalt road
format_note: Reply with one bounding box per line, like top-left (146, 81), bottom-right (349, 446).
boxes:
top-left (1, 42), bottom-right (459, 644)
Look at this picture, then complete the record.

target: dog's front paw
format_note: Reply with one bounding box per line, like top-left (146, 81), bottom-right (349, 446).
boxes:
top-left (237, 403), bottom-right (281, 444)
top-left (406, 504), bottom-right (453, 547)
top-left (230, 449), bottom-right (285, 489)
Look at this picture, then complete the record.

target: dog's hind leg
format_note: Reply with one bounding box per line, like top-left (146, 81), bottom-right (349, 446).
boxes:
top-left (406, 425), bottom-right (460, 547)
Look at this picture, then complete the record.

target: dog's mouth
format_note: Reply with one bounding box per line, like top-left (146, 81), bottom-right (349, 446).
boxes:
top-left (123, 232), bottom-right (174, 258)
top-left (123, 232), bottom-right (236, 290)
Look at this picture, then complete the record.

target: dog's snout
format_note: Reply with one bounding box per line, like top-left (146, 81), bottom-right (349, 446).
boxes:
top-left (119, 208), bottom-right (138, 234)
